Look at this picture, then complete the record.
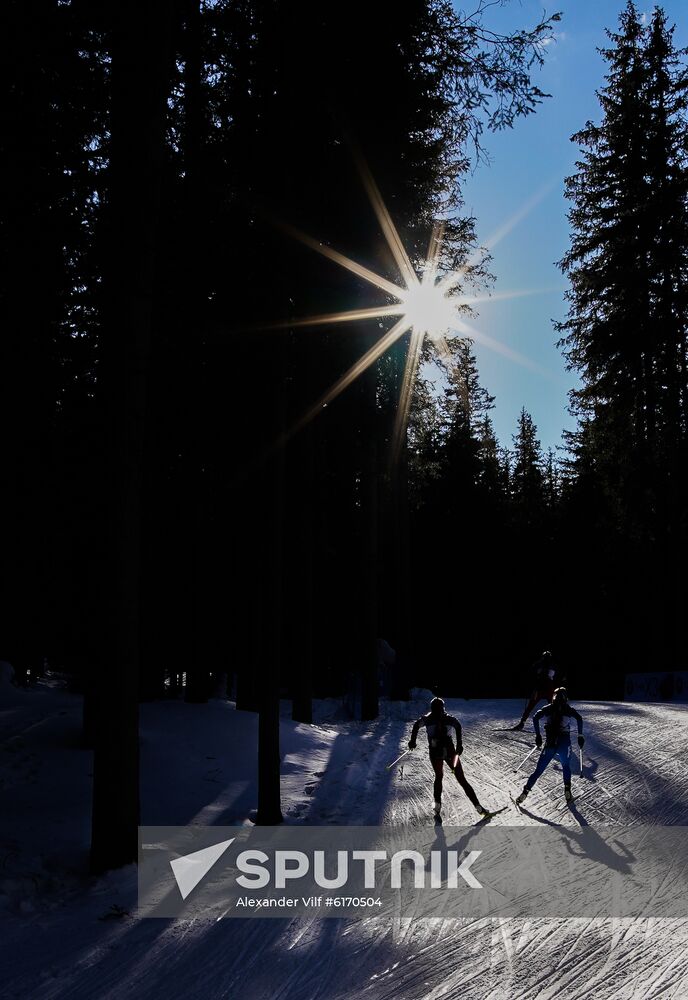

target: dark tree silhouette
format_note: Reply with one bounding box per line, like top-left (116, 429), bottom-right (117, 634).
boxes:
top-left (556, 2), bottom-right (688, 668)
top-left (90, 0), bottom-right (175, 875)
top-left (3, 0), bottom-right (568, 865)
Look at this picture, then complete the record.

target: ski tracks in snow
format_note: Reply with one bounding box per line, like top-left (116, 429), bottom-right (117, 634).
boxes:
top-left (259, 698), bottom-right (688, 1000)
top-left (4, 697), bottom-right (688, 999)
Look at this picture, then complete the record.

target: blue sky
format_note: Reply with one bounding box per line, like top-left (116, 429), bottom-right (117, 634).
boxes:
top-left (458, 0), bottom-right (688, 453)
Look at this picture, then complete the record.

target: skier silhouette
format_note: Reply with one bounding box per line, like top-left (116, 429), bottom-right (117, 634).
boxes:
top-left (408, 696), bottom-right (489, 817)
top-left (516, 687), bottom-right (585, 804)
top-left (511, 650), bottom-right (559, 730)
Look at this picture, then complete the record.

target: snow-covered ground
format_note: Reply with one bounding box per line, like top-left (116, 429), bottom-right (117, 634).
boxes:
top-left (1, 675), bottom-right (687, 999)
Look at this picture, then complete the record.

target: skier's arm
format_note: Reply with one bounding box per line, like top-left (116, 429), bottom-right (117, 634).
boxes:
top-left (569, 707), bottom-right (585, 744)
top-left (532, 705), bottom-right (546, 746)
top-left (568, 707), bottom-right (583, 733)
top-left (408, 717), bottom-right (423, 749)
top-left (448, 716), bottom-right (463, 754)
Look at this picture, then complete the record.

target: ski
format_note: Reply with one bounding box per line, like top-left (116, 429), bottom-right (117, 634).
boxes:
top-left (475, 805), bottom-right (508, 823)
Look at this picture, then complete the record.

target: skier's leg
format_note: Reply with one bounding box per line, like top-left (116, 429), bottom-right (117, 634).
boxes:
top-left (432, 757), bottom-right (443, 806)
top-left (558, 742), bottom-right (572, 797)
top-left (515, 691), bottom-right (539, 728)
top-left (453, 757), bottom-right (483, 810)
top-left (524, 747), bottom-right (555, 791)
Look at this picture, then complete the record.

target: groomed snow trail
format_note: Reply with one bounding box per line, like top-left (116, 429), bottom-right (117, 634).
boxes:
top-left (1, 691), bottom-right (687, 999)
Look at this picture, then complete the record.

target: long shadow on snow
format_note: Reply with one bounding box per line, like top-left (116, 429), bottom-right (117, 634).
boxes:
top-left (581, 718), bottom-right (688, 823)
top-left (514, 802), bottom-right (636, 875)
top-left (519, 701), bottom-right (688, 824)
top-left (303, 718), bottom-right (404, 825)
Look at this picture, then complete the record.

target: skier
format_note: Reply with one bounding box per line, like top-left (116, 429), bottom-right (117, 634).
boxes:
top-left (511, 650), bottom-right (558, 730)
top-left (515, 687), bottom-right (585, 804)
top-left (408, 697), bottom-right (490, 817)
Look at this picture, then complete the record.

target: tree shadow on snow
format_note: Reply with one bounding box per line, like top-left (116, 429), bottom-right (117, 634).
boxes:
top-left (303, 719), bottom-right (404, 825)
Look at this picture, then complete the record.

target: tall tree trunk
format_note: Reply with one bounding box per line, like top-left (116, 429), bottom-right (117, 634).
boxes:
top-left (0, 1), bottom-right (58, 682)
top-left (180, 0), bottom-right (209, 705)
top-left (387, 334), bottom-right (411, 672)
top-left (389, 451), bottom-right (410, 681)
top-left (360, 342), bottom-right (379, 721)
top-left (292, 425), bottom-right (314, 724)
top-left (256, 434), bottom-right (285, 824)
top-left (90, 0), bottom-right (173, 874)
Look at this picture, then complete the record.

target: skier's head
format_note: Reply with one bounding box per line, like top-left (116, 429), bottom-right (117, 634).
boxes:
top-left (541, 650), bottom-right (552, 662)
top-left (552, 686), bottom-right (568, 708)
top-left (430, 697), bottom-right (445, 717)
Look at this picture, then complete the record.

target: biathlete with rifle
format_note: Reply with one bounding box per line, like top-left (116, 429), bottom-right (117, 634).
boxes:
top-left (408, 697), bottom-right (491, 818)
top-left (515, 687), bottom-right (585, 804)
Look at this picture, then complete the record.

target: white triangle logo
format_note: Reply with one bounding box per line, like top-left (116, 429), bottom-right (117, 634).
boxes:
top-left (170, 838), bottom-right (235, 900)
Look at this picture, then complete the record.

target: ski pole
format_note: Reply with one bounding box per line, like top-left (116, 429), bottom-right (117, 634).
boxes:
top-left (387, 748), bottom-right (410, 771)
top-left (578, 747), bottom-right (584, 776)
top-left (514, 744), bottom-right (539, 774)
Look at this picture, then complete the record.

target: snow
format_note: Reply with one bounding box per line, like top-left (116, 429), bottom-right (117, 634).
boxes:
top-left (1, 679), bottom-right (688, 998)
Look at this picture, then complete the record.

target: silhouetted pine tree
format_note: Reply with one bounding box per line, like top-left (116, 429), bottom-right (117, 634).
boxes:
top-left (406, 336), bottom-right (508, 682)
top-left (90, 0), bottom-right (175, 874)
top-left (511, 408), bottom-right (545, 526)
top-left (3, 0), bottom-right (564, 851)
top-left (556, 2), bottom-right (688, 664)
top-left (0, 0), bottom-right (107, 682)
top-left (543, 448), bottom-right (560, 510)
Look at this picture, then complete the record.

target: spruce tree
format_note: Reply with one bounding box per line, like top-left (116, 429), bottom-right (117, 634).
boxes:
top-left (438, 337), bottom-right (496, 505)
top-left (556, 2), bottom-right (688, 533)
top-left (511, 407), bottom-right (545, 526)
top-left (477, 414), bottom-right (509, 503)
top-left (543, 447), bottom-right (560, 510)
top-left (556, 3), bottom-right (688, 663)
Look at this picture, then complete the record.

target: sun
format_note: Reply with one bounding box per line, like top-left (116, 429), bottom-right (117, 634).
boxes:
top-left (399, 277), bottom-right (460, 342)
top-left (270, 153), bottom-right (552, 457)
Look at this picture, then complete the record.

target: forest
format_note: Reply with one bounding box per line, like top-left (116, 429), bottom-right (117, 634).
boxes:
top-left (2, 0), bottom-right (687, 872)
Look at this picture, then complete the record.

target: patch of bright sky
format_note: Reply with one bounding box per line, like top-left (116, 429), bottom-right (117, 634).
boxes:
top-left (454, 0), bottom-right (688, 453)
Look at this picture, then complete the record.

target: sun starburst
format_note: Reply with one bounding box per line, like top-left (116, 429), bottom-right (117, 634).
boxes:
top-left (273, 219), bottom-right (468, 456)
top-left (271, 159), bottom-right (556, 458)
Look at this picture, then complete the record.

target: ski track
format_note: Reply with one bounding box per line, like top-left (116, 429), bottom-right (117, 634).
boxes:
top-left (2, 698), bottom-right (688, 999)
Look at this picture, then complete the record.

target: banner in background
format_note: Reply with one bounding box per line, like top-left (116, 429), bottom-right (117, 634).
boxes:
top-left (624, 672), bottom-right (688, 703)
